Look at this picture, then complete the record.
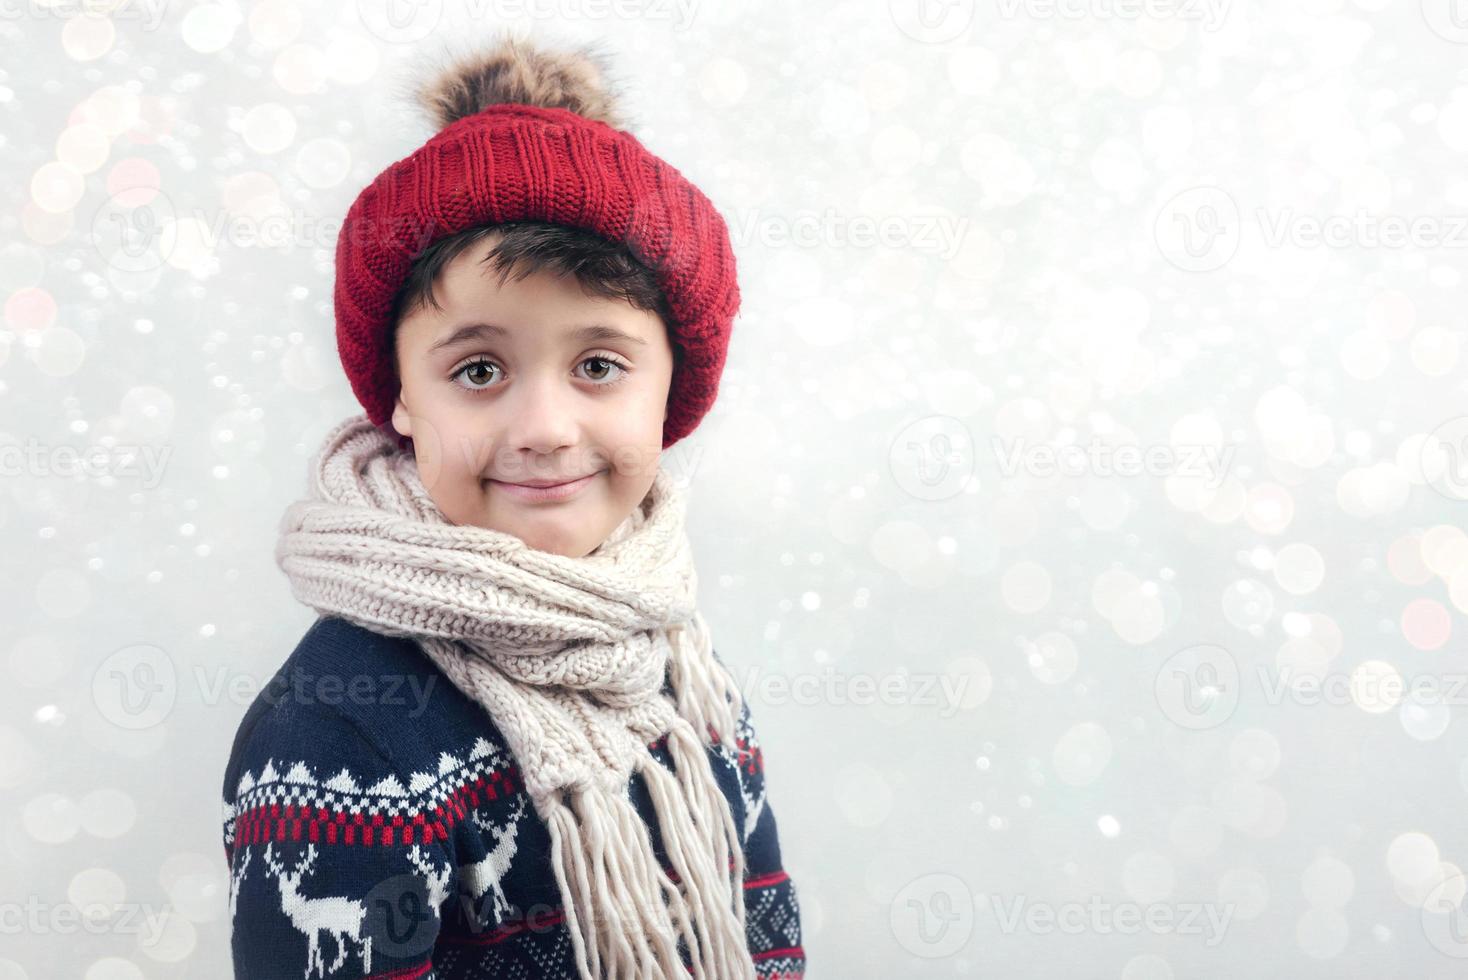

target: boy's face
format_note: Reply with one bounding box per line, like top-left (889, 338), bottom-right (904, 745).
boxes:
top-left (391, 240), bottom-right (674, 558)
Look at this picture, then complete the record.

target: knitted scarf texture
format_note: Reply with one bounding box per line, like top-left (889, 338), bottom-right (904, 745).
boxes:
top-left (274, 413), bottom-right (755, 980)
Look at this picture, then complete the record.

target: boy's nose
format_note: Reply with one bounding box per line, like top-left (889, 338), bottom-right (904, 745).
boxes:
top-left (500, 373), bottom-right (583, 459)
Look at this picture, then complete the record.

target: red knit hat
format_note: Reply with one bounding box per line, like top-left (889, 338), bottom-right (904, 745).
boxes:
top-left (333, 38), bottom-right (739, 450)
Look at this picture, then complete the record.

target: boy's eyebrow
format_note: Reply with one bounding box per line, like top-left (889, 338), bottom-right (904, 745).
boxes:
top-left (428, 322), bottom-right (648, 353)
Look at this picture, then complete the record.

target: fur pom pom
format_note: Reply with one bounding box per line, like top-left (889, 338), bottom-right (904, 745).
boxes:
top-left (415, 34), bottom-right (626, 132)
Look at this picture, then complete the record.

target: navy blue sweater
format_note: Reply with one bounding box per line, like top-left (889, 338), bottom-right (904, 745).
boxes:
top-left (220, 615), bottom-right (806, 979)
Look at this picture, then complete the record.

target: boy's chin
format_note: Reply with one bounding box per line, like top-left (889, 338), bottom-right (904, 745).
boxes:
top-left (446, 505), bottom-right (610, 558)
top-left (501, 523), bottom-right (603, 559)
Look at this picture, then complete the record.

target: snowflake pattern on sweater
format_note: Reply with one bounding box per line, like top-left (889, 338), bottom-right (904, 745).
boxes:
top-left (221, 615), bottom-right (806, 979)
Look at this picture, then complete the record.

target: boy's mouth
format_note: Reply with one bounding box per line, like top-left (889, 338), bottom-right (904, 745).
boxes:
top-left (487, 470), bottom-right (604, 503)
top-left (496, 473), bottom-right (599, 488)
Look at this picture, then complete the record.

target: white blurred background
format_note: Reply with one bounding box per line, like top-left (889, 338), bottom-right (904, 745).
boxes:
top-left (4, 0), bottom-right (1468, 977)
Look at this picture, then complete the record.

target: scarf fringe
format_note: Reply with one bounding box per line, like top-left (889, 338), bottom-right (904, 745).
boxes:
top-left (544, 784), bottom-right (685, 979)
top-left (659, 723), bottom-right (751, 969)
top-left (666, 612), bottom-right (744, 749)
top-left (541, 730), bottom-right (755, 980)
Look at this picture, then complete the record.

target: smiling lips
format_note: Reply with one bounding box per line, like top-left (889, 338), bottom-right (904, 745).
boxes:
top-left (488, 471), bottom-right (602, 503)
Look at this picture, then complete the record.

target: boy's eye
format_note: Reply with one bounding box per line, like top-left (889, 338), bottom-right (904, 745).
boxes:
top-left (455, 359), bottom-right (499, 389)
top-left (451, 355), bottom-right (629, 391)
top-left (581, 356), bottom-right (621, 383)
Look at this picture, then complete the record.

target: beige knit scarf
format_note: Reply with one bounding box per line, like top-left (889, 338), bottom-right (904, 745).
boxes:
top-left (274, 413), bottom-right (756, 980)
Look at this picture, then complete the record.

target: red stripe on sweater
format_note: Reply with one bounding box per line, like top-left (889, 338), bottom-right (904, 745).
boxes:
top-left (753, 946), bottom-right (806, 961)
top-left (229, 767), bottom-right (521, 850)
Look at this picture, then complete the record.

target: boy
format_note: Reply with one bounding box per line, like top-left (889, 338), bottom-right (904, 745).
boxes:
top-left (220, 35), bottom-right (806, 980)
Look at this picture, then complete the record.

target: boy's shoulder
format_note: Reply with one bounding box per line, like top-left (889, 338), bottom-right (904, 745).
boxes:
top-left (228, 614), bottom-right (493, 755)
top-left (220, 616), bottom-right (522, 847)
top-left (261, 614), bottom-right (466, 736)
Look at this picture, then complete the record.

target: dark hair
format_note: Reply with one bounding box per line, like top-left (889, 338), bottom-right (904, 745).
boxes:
top-left (389, 220), bottom-right (682, 366)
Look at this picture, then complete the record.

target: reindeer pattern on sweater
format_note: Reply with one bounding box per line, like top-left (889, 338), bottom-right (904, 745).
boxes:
top-left (221, 616), bottom-right (806, 979)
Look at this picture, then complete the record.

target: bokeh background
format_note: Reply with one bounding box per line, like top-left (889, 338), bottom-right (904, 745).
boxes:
top-left (5, 0), bottom-right (1468, 977)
